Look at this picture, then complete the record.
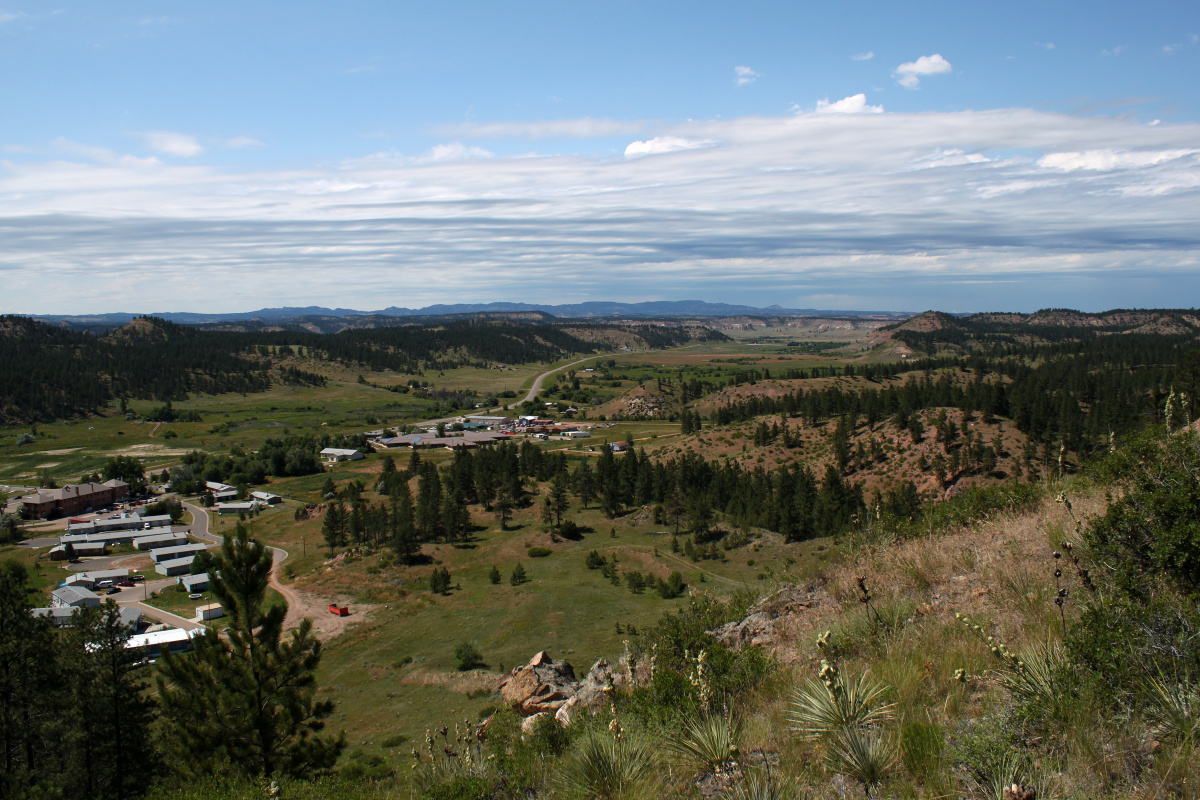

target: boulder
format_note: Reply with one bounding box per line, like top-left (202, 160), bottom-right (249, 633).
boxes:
top-left (498, 651), bottom-right (578, 715)
top-left (709, 583), bottom-right (818, 648)
top-left (521, 711), bottom-right (550, 734)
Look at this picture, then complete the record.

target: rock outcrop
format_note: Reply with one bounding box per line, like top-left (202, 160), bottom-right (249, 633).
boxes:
top-left (708, 583), bottom-right (818, 649)
top-left (498, 651), bottom-right (623, 725)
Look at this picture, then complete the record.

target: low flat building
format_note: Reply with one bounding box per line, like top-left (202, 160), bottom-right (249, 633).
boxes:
top-left (215, 501), bottom-right (262, 515)
top-left (65, 514), bottom-right (172, 536)
top-left (155, 556), bottom-right (195, 577)
top-left (150, 543), bottom-right (208, 563)
top-left (250, 491), bottom-right (282, 505)
top-left (49, 542), bottom-right (107, 560)
top-left (135, 532), bottom-right (188, 550)
top-left (31, 607), bottom-right (77, 627)
top-left (320, 447), bottom-right (364, 463)
top-left (125, 628), bottom-right (200, 658)
top-left (64, 568), bottom-right (131, 589)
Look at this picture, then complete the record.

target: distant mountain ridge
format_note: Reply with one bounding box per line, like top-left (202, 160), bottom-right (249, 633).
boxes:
top-left (30, 300), bottom-right (910, 329)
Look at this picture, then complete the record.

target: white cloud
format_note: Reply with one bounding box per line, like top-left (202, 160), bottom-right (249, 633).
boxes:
top-left (734, 66), bottom-right (760, 87)
top-left (1037, 148), bottom-right (1198, 171)
top-left (1102, 45), bottom-right (1127, 56)
top-left (141, 131), bottom-right (203, 157)
top-left (623, 136), bottom-right (713, 158)
top-left (910, 148), bottom-right (991, 169)
top-left (426, 142), bottom-right (492, 161)
top-left (1034, 41), bottom-right (1055, 50)
top-left (344, 142), bottom-right (493, 168)
top-left (225, 136), bottom-right (264, 149)
top-left (435, 118), bottom-right (645, 140)
top-left (814, 93), bottom-right (883, 114)
top-left (0, 11), bottom-right (27, 23)
top-left (894, 54), bottom-right (952, 88)
top-left (852, 51), bottom-right (874, 61)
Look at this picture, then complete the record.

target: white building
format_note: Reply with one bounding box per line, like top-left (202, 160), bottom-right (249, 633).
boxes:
top-left (320, 448), bottom-right (364, 463)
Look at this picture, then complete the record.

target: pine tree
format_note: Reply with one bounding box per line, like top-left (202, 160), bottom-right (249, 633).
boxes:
top-left (510, 562), bottom-right (527, 586)
top-left (549, 471), bottom-right (571, 527)
top-left (0, 562), bottom-right (60, 791)
top-left (156, 525), bottom-right (344, 778)
top-left (322, 501), bottom-right (346, 556)
top-left (488, 565), bottom-right (501, 585)
top-left (389, 484), bottom-right (417, 564)
top-left (573, 460), bottom-right (595, 509)
top-left (62, 602), bottom-right (158, 796)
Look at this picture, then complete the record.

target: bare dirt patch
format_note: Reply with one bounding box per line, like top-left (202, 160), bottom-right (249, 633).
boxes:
top-left (400, 667), bottom-right (497, 695)
top-left (112, 554), bottom-right (155, 571)
top-left (34, 462), bottom-right (60, 469)
top-left (39, 448), bottom-right (81, 456)
top-left (274, 571), bottom-right (378, 641)
top-left (108, 444), bottom-right (193, 457)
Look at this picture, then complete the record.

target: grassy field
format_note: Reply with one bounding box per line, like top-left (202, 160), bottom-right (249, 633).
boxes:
top-left (211, 455), bottom-right (841, 767)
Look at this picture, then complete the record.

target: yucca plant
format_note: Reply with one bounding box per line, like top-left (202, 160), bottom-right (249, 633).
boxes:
top-left (729, 768), bottom-right (809, 800)
top-left (1146, 675), bottom-right (1200, 744)
top-left (969, 751), bottom-right (1031, 800)
top-left (826, 726), bottom-right (897, 799)
top-left (789, 660), bottom-right (898, 798)
top-left (789, 667), bottom-right (895, 740)
top-left (663, 712), bottom-right (743, 775)
top-left (557, 733), bottom-right (658, 800)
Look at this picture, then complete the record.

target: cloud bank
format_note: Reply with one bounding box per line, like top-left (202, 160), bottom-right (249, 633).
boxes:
top-left (2, 108), bottom-right (1199, 313)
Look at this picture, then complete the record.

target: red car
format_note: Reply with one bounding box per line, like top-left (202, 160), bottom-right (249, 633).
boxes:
top-left (117, 580), bottom-right (136, 587)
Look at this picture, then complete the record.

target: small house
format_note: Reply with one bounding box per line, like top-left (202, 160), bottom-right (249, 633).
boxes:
top-left (180, 572), bottom-right (210, 593)
top-left (609, 441), bottom-right (631, 453)
top-left (51, 586), bottom-right (101, 609)
top-left (250, 491), bottom-right (282, 505)
top-left (196, 603), bottom-right (224, 621)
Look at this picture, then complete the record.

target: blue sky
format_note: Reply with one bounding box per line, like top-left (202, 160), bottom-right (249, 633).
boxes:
top-left (2, 1), bottom-right (1199, 314)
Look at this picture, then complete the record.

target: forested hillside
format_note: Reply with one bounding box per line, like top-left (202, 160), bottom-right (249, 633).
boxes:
top-left (0, 315), bottom-right (719, 423)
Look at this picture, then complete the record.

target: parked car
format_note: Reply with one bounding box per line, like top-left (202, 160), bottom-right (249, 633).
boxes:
top-left (129, 575), bottom-right (145, 583)
top-left (95, 580), bottom-right (114, 589)
top-left (105, 587), bottom-right (120, 595)
top-left (117, 580), bottom-right (135, 587)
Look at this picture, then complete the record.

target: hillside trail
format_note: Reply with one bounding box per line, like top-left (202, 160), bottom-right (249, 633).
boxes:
top-left (184, 501), bottom-right (363, 640)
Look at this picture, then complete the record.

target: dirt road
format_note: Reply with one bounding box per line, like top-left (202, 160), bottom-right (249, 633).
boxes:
top-left (184, 501), bottom-right (363, 640)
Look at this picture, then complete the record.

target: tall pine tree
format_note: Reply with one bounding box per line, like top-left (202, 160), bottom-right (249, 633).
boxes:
top-left (156, 525), bottom-right (344, 778)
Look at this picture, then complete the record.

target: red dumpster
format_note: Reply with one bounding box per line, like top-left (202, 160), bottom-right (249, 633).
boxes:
top-left (328, 604), bottom-right (350, 617)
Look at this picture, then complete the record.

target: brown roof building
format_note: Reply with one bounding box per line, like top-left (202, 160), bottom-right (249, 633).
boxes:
top-left (20, 480), bottom-right (129, 519)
